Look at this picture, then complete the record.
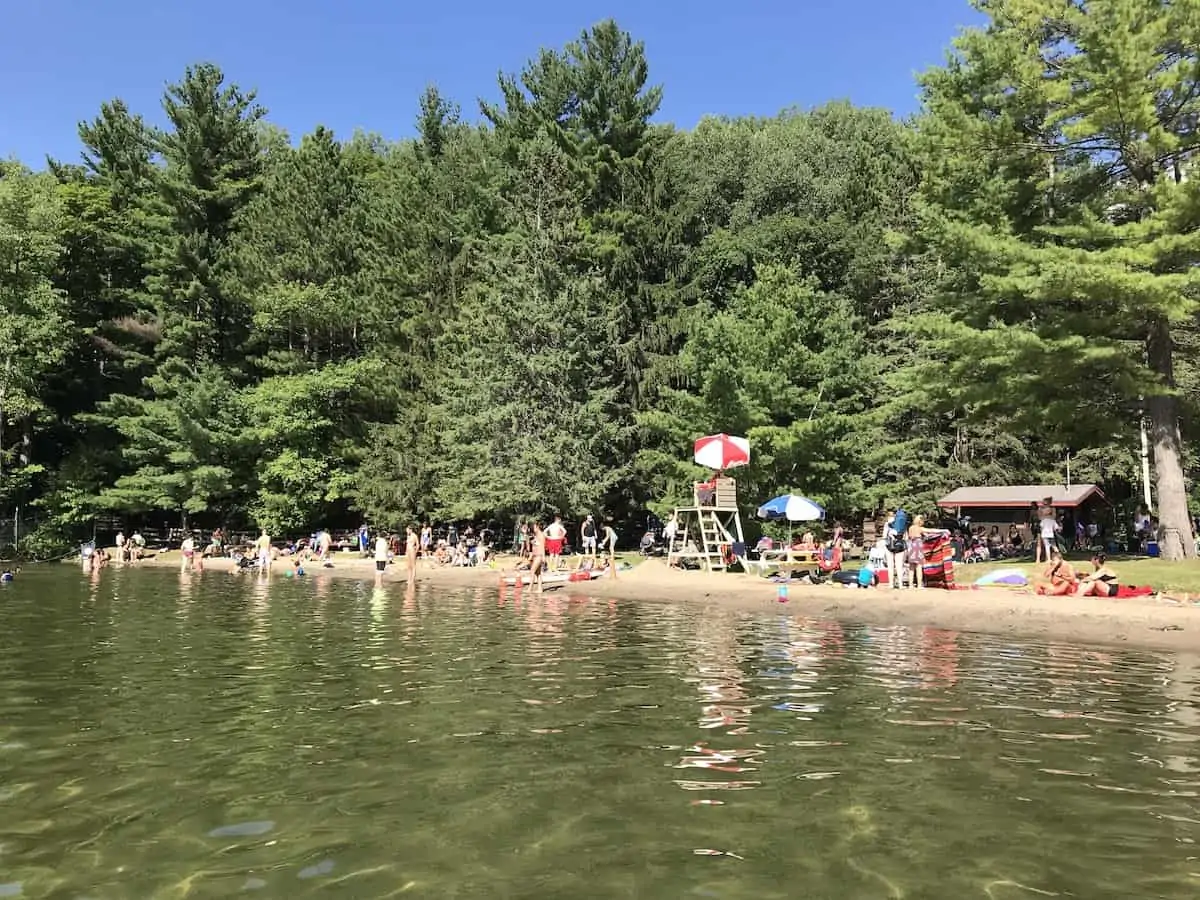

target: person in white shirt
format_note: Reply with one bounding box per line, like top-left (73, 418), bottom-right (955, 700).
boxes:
top-left (180, 535), bottom-right (196, 572)
top-left (662, 514), bottom-right (679, 554)
top-left (374, 534), bottom-right (390, 585)
top-left (256, 530), bottom-right (272, 571)
top-left (1039, 504), bottom-right (1060, 562)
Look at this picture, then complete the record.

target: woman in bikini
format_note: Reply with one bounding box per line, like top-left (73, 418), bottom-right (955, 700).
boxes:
top-left (1039, 548), bottom-right (1077, 596)
top-left (405, 526), bottom-right (419, 581)
top-left (529, 523), bottom-right (546, 593)
top-left (1074, 553), bottom-right (1120, 598)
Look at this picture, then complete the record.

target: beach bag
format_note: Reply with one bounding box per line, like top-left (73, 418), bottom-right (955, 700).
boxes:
top-left (887, 509), bottom-right (909, 554)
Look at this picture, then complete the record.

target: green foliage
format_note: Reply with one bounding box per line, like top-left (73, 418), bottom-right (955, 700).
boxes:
top-left (7, 13), bottom-right (1200, 543)
top-left (910, 0), bottom-right (1200, 556)
top-left (0, 164), bottom-right (72, 504)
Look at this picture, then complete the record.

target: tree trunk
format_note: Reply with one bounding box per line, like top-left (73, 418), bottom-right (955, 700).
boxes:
top-left (1145, 317), bottom-right (1195, 560)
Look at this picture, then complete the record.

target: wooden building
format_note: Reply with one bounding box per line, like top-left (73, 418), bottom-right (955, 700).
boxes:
top-left (937, 484), bottom-right (1108, 541)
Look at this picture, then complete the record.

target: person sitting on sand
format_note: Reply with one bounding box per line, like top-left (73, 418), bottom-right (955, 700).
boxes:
top-left (1074, 553), bottom-right (1120, 598)
top-left (1039, 548), bottom-right (1077, 596)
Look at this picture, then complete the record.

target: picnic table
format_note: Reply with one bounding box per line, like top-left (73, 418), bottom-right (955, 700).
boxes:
top-left (758, 548), bottom-right (821, 566)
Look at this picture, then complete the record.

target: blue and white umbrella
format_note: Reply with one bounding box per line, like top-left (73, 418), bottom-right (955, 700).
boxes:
top-left (756, 494), bottom-right (825, 522)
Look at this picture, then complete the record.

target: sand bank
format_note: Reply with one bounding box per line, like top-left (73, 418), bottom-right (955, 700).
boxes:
top-left (126, 553), bottom-right (1200, 653)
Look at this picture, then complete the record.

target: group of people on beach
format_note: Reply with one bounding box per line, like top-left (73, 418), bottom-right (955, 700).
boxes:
top-left (506, 516), bottom-right (620, 592)
top-left (1038, 550), bottom-right (1123, 598)
top-left (881, 510), bottom-right (943, 590)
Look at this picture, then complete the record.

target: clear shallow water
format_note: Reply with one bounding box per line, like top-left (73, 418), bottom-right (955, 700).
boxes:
top-left (1, 567), bottom-right (1199, 898)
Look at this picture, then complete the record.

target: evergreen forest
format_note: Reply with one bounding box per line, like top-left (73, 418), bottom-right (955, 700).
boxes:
top-left (2, 1), bottom-right (1199, 558)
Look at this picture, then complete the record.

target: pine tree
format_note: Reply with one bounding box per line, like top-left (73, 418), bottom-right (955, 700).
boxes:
top-left (914, 0), bottom-right (1200, 558)
top-left (482, 20), bottom-right (674, 520)
top-left (424, 136), bottom-right (626, 519)
top-left (93, 64), bottom-right (265, 524)
top-left (231, 126), bottom-right (380, 529)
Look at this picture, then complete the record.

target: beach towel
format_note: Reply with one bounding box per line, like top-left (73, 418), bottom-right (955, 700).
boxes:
top-left (920, 530), bottom-right (956, 589)
top-left (975, 569), bottom-right (1029, 587)
top-left (1115, 585), bottom-right (1154, 598)
top-left (1035, 584), bottom-right (1154, 598)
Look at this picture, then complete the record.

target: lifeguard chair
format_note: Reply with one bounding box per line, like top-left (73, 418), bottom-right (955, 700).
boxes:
top-left (667, 476), bottom-right (745, 572)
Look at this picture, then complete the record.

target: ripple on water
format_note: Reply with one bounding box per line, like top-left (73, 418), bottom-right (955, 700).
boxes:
top-left (0, 572), bottom-right (1199, 898)
top-left (208, 821), bottom-right (274, 838)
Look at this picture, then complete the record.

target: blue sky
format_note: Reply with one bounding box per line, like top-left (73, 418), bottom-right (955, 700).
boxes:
top-left (2, 0), bottom-right (982, 166)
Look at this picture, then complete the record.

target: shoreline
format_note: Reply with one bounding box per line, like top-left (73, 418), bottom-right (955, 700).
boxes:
top-left (95, 552), bottom-right (1200, 653)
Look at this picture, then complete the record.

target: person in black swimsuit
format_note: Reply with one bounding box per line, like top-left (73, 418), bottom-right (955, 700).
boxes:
top-left (1075, 553), bottom-right (1120, 597)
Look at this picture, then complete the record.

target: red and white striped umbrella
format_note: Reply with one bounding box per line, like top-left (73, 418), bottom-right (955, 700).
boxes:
top-left (693, 433), bottom-right (750, 470)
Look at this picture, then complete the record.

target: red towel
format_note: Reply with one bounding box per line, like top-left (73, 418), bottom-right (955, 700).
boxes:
top-left (1115, 585), bottom-right (1153, 598)
top-left (1035, 584), bottom-right (1154, 598)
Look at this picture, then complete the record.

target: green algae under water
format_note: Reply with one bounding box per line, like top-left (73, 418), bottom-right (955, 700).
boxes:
top-left (1, 565), bottom-right (1199, 898)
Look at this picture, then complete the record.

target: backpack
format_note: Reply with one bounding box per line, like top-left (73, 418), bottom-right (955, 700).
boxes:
top-left (887, 509), bottom-right (909, 553)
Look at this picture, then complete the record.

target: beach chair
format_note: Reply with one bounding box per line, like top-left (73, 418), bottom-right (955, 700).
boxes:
top-left (815, 546), bottom-right (843, 575)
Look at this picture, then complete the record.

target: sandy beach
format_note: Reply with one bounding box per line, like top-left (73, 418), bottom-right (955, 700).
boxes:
top-left (113, 551), bottom-right (1200, 653)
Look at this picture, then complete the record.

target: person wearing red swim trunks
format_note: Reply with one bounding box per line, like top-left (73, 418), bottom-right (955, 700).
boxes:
top-left (545, 516), bottom-right (567, 570)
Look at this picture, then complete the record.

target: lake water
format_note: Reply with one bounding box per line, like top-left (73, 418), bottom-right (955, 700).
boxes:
top-left (1, 567), bottom-right (1199, 898)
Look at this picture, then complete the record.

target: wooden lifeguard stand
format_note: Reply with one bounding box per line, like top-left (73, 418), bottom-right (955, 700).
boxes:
top-left (667, 477), bottom-right (745, 571)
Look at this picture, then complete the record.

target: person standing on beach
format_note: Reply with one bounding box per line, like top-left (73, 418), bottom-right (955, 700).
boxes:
top-left (906, 514), bottom-right (929, 590)
top-left (256, 529), bottom-right (272, 572)
top-left (530, 523), bottom-right (546, 593)
top-left (1038, 501), bottom-right (1060, 563)
top-left (884, 509), bottom-right (908, 589)
top-left (180, 534), bottom-right (196, 572)
top-left (545, 516), bottom-right (567, 570)
top-left (598, 521), bottom-right (618, 578)
top-left (580, 515), bottom-right (597, 559)
top-left (662, 513), bottom-right (679, 555)
top-left (374, 532), bottom-right (389, 585)
top-left (420, 523), bottom-right (432, 558)
top-left (405, 526), bottom-right (419, 581)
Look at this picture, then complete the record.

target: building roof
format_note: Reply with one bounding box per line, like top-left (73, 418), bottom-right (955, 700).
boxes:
top-left (937, 484), bottom-right (1106, 509)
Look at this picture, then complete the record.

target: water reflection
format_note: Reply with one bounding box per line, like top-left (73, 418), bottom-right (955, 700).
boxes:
top-left (0, 568), bottom-right (1198, 898)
